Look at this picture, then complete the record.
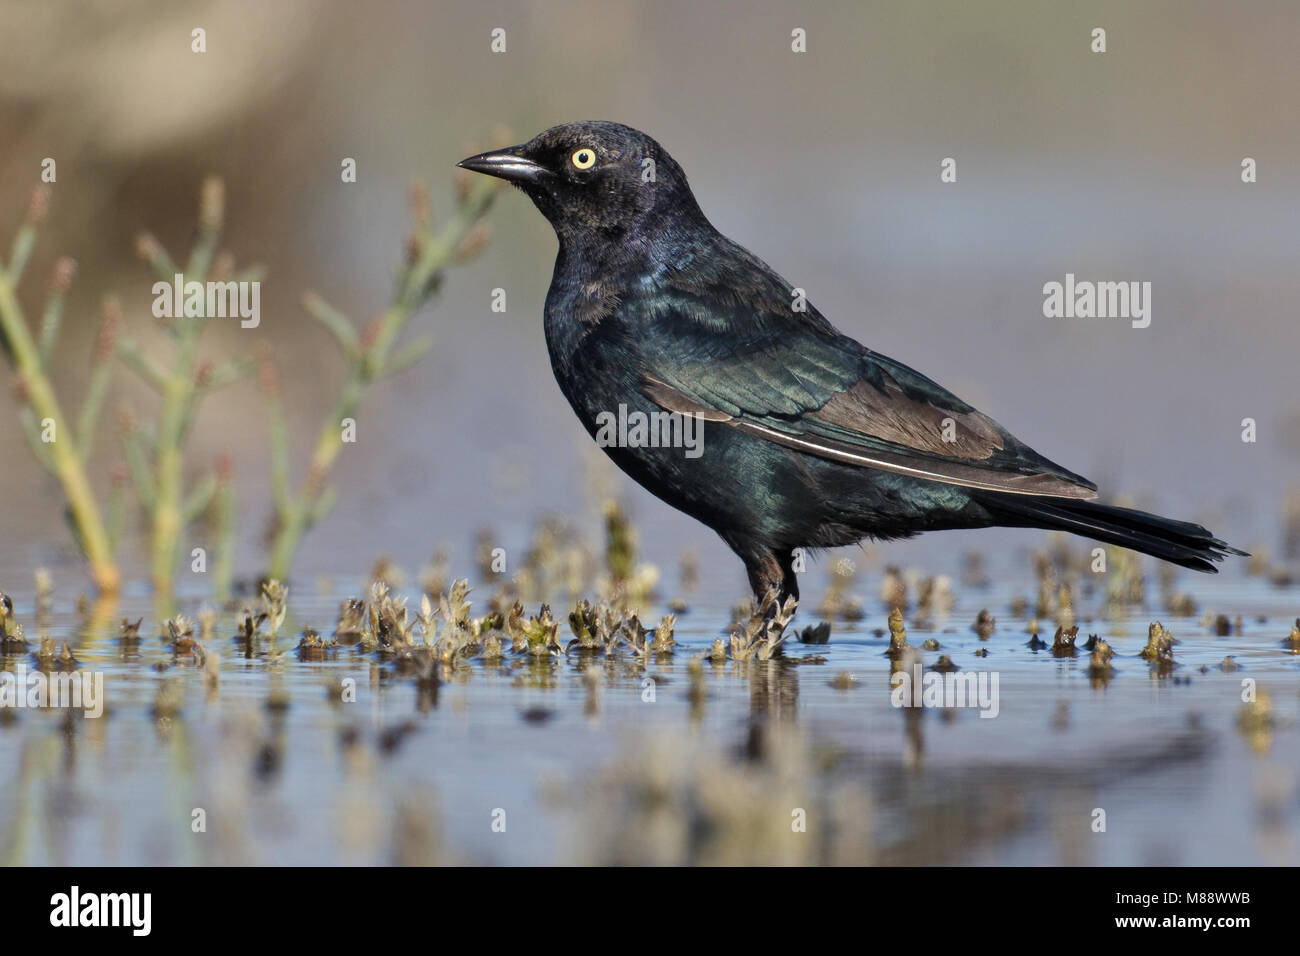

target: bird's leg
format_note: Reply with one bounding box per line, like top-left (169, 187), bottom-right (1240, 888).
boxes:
top-left (743, 548), bottom-right (799, 615)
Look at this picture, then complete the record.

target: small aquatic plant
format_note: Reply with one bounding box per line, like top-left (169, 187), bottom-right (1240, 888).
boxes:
top-left (505, 601), bottom-right (528, 653)
top-left (799, 621), bottom-right (832, 645)
top-left (1054, 584), bottom-right (1075, 630)
top-left (930, 654), bottom-right (958, 673)
top-left (650, 614), bottom-right (677, 656)
top-left (1139, 621), bottom-right (1177, 667)
top-left (260, 580), bottom-right (289, 638)
top-left (566, 599), bottom-right (602, 651)
top-left (912, 574), bottom-right (954, 628)
top-left (511, 517), bottom-right (593, 603)
top-left (1283, 619), bottom-right (1300, 654)
top-left (1082, 639), bottom-right (1113, 684)
top-left (667, 550), bottom-right (698, 613)
top-left (599, 501), bottom-right (659, 608)
top-left (334, 598), bottom-right (367, 644)
top-left (818, 556), bottom-right (863, 620)
top-left (122, 180), bottom-right (254, 617)
top-left (420, 547), bottom-right (453, 601)
top-left (262, 160), bottom-right (507, 582)
top-left (0, 188), bottom-right (120, 593)
top-left (518, 605), bottom-right (563, 657)
top-left (880, 565), bottom-right (907, 612)
top-left (1051, 625), bottom-right (1079, 658)
top-left (34, 569), bottom-right (52, 628)
top-left (366, 582), bottom-right (415, 649)
top-left (165, 615), bottom-right (199, 657)
top-left (420, 580), bottom-right (502, 669)
top-left (728, 587), bottom-right (797, 662)
top-left (885, 606), bottom-right (910, 660)
top-left (1104, 548), bottom-right (1146, 615)
top-left (32, 637), bottom-right (76, 671)
top-left (598, 610), bottom-right (679, 662)
top-left (620, 613), bottom-right (652, 659)
top-left (295, 627), bottom-right (338, 661)
top-left (0, 592), bottom-right (25, 645)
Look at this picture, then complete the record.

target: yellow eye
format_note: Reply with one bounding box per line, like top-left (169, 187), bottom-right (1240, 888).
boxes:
top-left (571, 147), bottom-right (596, 170)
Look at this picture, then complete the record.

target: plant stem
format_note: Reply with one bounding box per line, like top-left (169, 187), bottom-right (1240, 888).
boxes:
top-left (0, 272), bottom-right (119, 593)
top-left (263, 171), bottom-right (501, 581)
top-left (151, 361), bottom-right (190, 618)
top-left (213, 459), bottom-right (235, 604)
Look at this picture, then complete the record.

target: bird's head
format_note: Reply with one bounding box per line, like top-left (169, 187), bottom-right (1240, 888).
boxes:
top-left (457, 121), bottom-right (701, 244)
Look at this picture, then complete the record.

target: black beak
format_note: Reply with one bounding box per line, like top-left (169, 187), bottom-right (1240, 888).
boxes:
top-left (456, 147), bottom-right (548, 184)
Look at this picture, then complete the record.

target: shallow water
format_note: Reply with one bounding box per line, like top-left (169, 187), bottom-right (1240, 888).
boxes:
top-left (1, 564), bottom-right (1297, 866)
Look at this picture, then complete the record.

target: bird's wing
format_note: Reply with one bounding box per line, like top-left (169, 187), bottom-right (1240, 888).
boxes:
top-left (622, 284), bottom-right (1097, 499)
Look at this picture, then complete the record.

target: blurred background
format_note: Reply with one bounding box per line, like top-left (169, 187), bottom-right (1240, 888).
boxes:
top-left (1, 0), bottom-right (1296, 591)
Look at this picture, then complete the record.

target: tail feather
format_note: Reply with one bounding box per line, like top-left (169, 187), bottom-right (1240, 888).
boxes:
top-left (977, 494), bottom-right (1248, 573)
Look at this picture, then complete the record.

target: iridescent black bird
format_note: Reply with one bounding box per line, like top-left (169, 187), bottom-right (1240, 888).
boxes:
top-left (459, 122), bottom-right (1243, 604)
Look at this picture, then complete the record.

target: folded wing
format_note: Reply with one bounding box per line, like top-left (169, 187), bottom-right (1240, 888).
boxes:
top-left (623, 281), bottom-right (1097, 500)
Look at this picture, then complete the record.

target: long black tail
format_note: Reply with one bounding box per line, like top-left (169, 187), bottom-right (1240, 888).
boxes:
top-left (976, 494), bottom-right (1248, 573)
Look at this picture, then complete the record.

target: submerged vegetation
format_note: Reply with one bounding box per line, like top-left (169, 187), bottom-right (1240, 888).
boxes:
top-left (1, 517), bottom-right (1298, 866)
